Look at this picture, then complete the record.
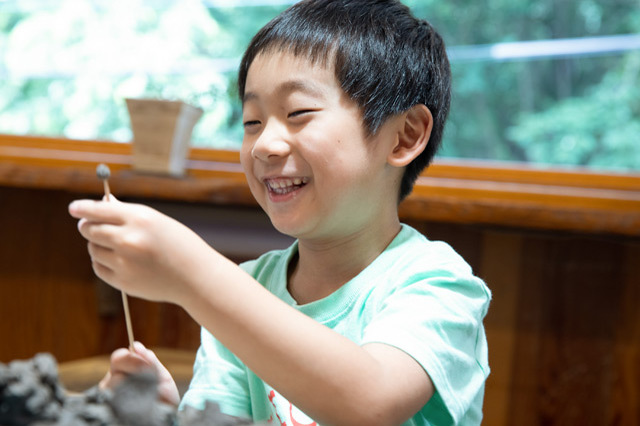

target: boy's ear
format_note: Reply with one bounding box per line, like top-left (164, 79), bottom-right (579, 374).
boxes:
top-left (388, 104), bottom-right (433, 167)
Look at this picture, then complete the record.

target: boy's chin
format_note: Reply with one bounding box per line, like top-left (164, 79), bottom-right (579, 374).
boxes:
top-left (269, 220), bottom-right (304, 239)
top-left (267, 214), bottom-right (319, 240)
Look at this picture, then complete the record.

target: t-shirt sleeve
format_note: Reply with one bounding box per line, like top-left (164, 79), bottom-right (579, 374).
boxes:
top-left (179, 327), bottom-right (252, 419)
top-left (361, 269), bottom-right (491, 424)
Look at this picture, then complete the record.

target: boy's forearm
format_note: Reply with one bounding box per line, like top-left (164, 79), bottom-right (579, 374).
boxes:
top-left (67, 198), bottom-right (431, 422)
top-left (179, 252), bottom-right (431, 425)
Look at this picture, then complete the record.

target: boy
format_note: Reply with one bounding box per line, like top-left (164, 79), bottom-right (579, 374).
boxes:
top-left (69, 0), bottom-right (491, 424)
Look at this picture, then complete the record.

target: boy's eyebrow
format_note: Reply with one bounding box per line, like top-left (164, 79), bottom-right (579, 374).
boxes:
top-left (243, 79), bottom-right (326, 103)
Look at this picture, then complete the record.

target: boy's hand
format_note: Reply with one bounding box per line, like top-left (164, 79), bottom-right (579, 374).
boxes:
top-left (100, 342), bottom-right (180, 407)
top-left (68, 197), bottom-right (215, 305)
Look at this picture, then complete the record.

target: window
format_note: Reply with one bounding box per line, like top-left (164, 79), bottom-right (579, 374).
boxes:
top-left (420, 0), bottom-right (640, 171)
top-left (1, 0), bottom-right (639, 171)
top-left (0, 0), bottom-right (292, 148)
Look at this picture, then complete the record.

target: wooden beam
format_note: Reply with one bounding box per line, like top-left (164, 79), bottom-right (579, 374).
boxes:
top-left (1, 134), bottom-right (639, 236)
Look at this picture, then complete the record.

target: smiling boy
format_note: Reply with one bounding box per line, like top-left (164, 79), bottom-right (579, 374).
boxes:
top-left (69, 1), bottom-right (491, 425)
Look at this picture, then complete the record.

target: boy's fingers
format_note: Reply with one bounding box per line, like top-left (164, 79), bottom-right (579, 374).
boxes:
top-left (100, 347), bottom-right (151, 391)
top-left (133, 342), bottom-right (170, 376)
top-left (132, 341), bottom-right (150, 358)
top-left (131, 342), bottom-right (180, 407)
top-left (87, 243), bottom-right (118, 272)
top-left (109, 347), bottom-right (153, 375)
top-left (132, 342), bottom-right (163, 371)
top-left (92, 260), bottom-right (116, 287)
top-left (68, 199), bottom-right (126, 224)
top-left (78, 220), bottom-right (121, 248)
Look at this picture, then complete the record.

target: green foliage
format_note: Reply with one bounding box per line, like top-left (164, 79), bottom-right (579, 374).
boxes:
top-left (507, 52), bottom-right (640, 169)
top-left (419, 0), bottom-right (640, 172)
top-left (0, 0), bottom-right (638, 172)
top-left (0, 0), bottom-right (289, 146)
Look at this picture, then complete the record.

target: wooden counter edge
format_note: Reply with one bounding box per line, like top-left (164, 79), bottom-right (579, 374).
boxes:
top-left (1, 134), bottom-right (639, 236)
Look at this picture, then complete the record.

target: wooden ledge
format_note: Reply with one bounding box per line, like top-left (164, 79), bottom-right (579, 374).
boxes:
top-left (1, 134), bottom-right (639, 236)
top-left (0, 134), bottom-right (252, 205)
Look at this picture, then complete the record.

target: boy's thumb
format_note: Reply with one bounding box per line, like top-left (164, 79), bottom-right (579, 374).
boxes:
top-left (132, 342), bottom-right (170, 375)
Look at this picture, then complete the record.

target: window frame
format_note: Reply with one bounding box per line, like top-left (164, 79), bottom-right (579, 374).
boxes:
top-left (1, 134), bottom-right (638, 237)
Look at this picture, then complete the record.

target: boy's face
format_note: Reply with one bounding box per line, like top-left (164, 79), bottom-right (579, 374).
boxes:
top-left (240, 51), bottom-right (403, 242)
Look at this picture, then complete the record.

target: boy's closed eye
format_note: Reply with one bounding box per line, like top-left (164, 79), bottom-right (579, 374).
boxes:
top-left (288, 109), bottom-right (315, 118)
top-left (242, 107), bottom-right (319, 132)
top-left (243, 119), bottom-right (261, 128)
top-left (243, 107), bottom-right (315, 120)
top-left (287, 109), bottom-right (320, 126)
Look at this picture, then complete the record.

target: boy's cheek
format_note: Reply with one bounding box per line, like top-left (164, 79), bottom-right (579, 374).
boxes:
top-left (239, 145), bottom-right (253, 170)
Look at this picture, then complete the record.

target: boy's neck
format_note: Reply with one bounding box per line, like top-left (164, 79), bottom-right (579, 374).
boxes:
top-left (287, 218), bottom-right (402, 305)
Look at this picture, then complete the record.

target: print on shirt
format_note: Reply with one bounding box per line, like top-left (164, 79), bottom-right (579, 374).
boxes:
top-left (266, 388), bottom-right (318, 426)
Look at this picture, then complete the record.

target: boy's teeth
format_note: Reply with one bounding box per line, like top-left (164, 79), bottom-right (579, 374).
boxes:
top-left (267, 177), bottom-right (308, 193)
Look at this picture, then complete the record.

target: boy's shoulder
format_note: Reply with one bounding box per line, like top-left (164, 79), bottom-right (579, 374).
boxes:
top-left (385, 224), bottom-right (474, 274)
top-left (238, 241), bottom-right (297, 279)
top-left (240, 224), bottom-right (476, 283)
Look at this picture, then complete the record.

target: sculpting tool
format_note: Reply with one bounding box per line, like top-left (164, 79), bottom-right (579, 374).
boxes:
top-left (96, 163), bottom-right (135, 351)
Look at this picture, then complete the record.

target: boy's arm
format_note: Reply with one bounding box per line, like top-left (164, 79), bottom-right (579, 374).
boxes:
top-left (184, 255), bottom-right (435, 425)
top-left (69, 199), bottom-right (434, 425)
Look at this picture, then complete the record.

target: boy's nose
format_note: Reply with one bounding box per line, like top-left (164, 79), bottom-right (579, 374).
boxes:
top-left (250, 121), bottom-right (291, 161)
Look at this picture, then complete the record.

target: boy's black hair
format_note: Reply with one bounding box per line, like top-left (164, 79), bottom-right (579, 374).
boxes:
top-left (238, 0), bottom-right (451, 201)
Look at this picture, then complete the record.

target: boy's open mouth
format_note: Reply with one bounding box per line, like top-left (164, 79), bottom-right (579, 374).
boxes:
top-left (265, 177), bottom-right (309, 195)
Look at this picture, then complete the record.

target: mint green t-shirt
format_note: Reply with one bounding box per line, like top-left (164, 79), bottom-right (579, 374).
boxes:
top-left (181, 224), bottom-right (491, 425)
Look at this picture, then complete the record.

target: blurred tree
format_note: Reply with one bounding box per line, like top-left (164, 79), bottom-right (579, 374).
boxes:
top-left (404, 0), bottom-right (640, 171)
top-left (508, 52), bottom-right (640, 169)
top-left (0, 0), bottom-right (638, 172)
top-left (0, 0), bottom-right (287, 147)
